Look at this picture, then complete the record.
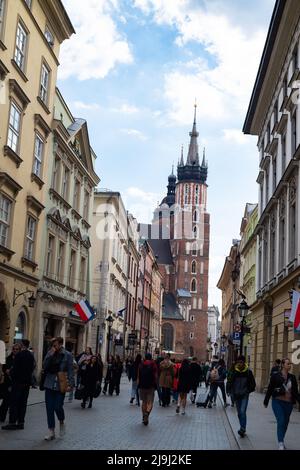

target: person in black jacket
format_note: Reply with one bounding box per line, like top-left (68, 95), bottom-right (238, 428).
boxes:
top-left (264, 358), bottom-right (300, 450)
top-left (0, 343), bottom-right (21, 423)
top-left (2, 339), bottom-right (34, 430)
top-left (189, 357), bottom-right (202, 404)
top-left (109, 355), bottom-right (123, 396)
top-left (176, 358), bottom-right (192, 415)
top-left (80, 356), bottom-right (102, 409)
top-left (226, 355), bottom-right (256, 438)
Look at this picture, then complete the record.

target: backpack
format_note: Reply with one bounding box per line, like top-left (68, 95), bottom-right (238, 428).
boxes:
top-left (210, 367), bottom-right (219, 382)
top-left (139, 363), bottom-right (155, 389)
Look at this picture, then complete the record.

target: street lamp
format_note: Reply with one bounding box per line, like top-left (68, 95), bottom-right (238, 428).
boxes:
top-left (238, 299), bottom-right (249, 356)
top-left (106, 315), bottom-right (114, 362)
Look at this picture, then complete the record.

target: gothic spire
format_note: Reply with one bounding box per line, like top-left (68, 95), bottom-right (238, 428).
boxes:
top-left (202, 147), bottom-right (207, 168)
top-left (179, 145), bottom-right (184, 166)
top-left (186, 103), bottom-right (199, 166)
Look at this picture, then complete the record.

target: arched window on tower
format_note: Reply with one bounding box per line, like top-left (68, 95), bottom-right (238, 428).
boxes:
top-left (195, 185), bottom-right (199, 204)
top-left (191, 261), bottom-right (197, 274)
top-left (184, 184), bottom-right (189, 204)
top-left (193, 226), bottom-right (197, 239)
top-left (162, 323), bottom-right (174, 351)
top-left (192, 242), bottom-right (197, 256)
top-left (191, 278), bottom-right (197, 292)
top-left (193, 210), bottom-right (198, 222)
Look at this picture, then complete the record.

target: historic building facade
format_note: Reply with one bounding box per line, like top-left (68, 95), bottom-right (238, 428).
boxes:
top-left (33, 89), bottom-right (99, 370)
top-left (0, 0), bottom-right (74, 347)
top-left (141, 107), bottom-right (210, 360)
top-left (91, 191), bottom-right (140, 361)
top-left (243, 0), bottom-right (300, 390)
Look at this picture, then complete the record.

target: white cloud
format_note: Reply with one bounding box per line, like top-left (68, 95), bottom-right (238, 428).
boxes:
top-left (111, 103), bottom-right (140, 114)
top-left (134, 0), bottom-right (266, 126)
top-left (73, 101), bottom-right (100, 110)
top-left (59, 0), bottom-right (133, 81)
top-left (120, 128), bottom-right (148, 140)
top-left (223, 129), bottom-right (253, 145)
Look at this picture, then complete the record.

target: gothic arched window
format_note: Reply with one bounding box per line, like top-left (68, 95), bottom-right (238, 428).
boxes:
top-left (191, 261), bottom-right (197, 274)
top-left (162, 323), bottom-right (174, 351)
top-left (195, 185), bottom-right (199, 204)
top-left (191, 278), bottom-right (197, 292)
top-left (192, 242), bottom-right (197, 255)
top-left (193, 226), bottom-right (198, 239)
top-left (193, 210), bottom-right (198, 222)
top-left (184, 184), bottom-right (189, 204)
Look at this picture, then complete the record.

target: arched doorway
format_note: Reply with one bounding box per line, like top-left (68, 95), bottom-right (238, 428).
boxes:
top-left (0, 283), bottom-right (10, 343)
top-left (14, 311), bottom-right (27, 343)
top-left (162, 323), bottom-right (174, 351)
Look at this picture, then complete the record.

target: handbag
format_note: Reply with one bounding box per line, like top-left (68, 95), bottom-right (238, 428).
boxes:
top-left (94, 382), bottom-right (102, 398)
top-left (57, 371), bottom-right (69, 394)
top-left (75, 384), bottom-right (85, 400)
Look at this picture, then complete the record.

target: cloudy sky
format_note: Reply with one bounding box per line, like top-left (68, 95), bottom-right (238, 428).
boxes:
top-left (57, 0), bottom-right (276, 310)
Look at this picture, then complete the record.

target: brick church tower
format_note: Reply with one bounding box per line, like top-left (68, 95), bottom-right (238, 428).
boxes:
top-left (171, 105), bottom-right (210, 359)
top-left (146, 105), bottom-right (210, 360)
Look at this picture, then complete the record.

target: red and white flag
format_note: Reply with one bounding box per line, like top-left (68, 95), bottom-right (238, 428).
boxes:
top-left (74, 299), bottom-right (95, 323)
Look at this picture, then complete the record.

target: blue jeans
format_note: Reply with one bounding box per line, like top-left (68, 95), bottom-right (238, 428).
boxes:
top-left (235, 395), bottom-right (249, 430)
top-left (45, 389), bottom-right (65, 430)
top-left (272, 399), bottom-right (294, 443)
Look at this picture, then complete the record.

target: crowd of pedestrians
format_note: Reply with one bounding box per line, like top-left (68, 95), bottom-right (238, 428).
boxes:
top-left (1, 338), bottom-right (300, 449)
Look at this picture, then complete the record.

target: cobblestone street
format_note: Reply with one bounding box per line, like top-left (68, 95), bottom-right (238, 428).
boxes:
top-left (0, 377), bottom-right (238, 450)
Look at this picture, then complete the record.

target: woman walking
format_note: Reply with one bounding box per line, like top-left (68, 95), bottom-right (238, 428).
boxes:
top-left (159, 354), bottom-right (174, 407)
top-left (176, 358), bottom-right (192, 415)
top-left (0, 343), bottom-right (21, 423)
top-left (129, 354), bottom-right (142, 405)
top-left (264, 358), bottom-right (300, 450)
top-left (43, 337), bottom-right (74, 441)
top-left (103, 355), bottom-right (114, 395)
top-left (80, 356), bottom-right (102, 409)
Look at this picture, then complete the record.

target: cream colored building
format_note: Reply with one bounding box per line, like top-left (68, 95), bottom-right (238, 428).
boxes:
top-left (33, 88), bottom-right (100, 370)
top-left (92, 191), bottom-right (140, 361)
top-left (239, 203), bottom-right (258, 364)
top-left (0, 0), bottom-right (74, 347)
top-left (243, 0), bottom-right (300, 390)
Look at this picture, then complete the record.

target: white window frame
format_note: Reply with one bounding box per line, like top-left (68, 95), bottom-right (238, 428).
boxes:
top-left (40, 63), bottom-right (50, 104)
top-left (7, 101), bottom-right (21, 153)
top-left (189, 332), bottom-right (194, 340)
top-left (46, 234), bottom-right (54, 276)
top-left (33, 133), bottom-right (44, 178)
top-left (56, 241), bottom-right (65, 281)
top-left (0, 193), bottom-right (12, 247)
top-left (195, 185), bottom-right (199, 204)
top-left (14, 21), bottom-right (27, 71)
top-left (191, 278), bottom-right (197, 293)
top-left (25, 215), bottom-right (36, 260)
top-left (191, 260), bottom-right (197, 274)
top-left (61, 165), bottom-right (70, 201)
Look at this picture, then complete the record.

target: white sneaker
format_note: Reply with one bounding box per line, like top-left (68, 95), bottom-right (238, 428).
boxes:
top-left (278, 442), bottom-right (285, 450)
top-left (181, 410), bottom-right (185, 415)
top-left (44, 430), bottom-right (55, 441)
top-left (59, 422), bottom-right (66, 437)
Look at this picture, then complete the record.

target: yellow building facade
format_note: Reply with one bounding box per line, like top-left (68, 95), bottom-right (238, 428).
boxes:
top-left (0, 0), bottom-right (74, 346)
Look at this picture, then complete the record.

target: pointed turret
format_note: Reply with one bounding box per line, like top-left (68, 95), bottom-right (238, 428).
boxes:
top-left (177, 105), bottom-right (208, 184)
top-left (179, 145), bottom-right (184, 166)
top-left (186, 103), bottom-right (199, 166)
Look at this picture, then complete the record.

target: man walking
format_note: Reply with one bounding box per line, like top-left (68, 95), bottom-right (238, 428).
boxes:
top-left (2, 339), bottom-right (34, 430)
top-left (138, 353), bottom-right (158, 425)
top-left (159, 354), bottom-right (174, 407)
top-left (226, 355), bottom-right (256, 438)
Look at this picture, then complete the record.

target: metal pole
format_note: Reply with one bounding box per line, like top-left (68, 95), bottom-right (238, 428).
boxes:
top-left (106, 325), bottom-right (111, 362)
top-left (240, 317), bottom-right (244, 356)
